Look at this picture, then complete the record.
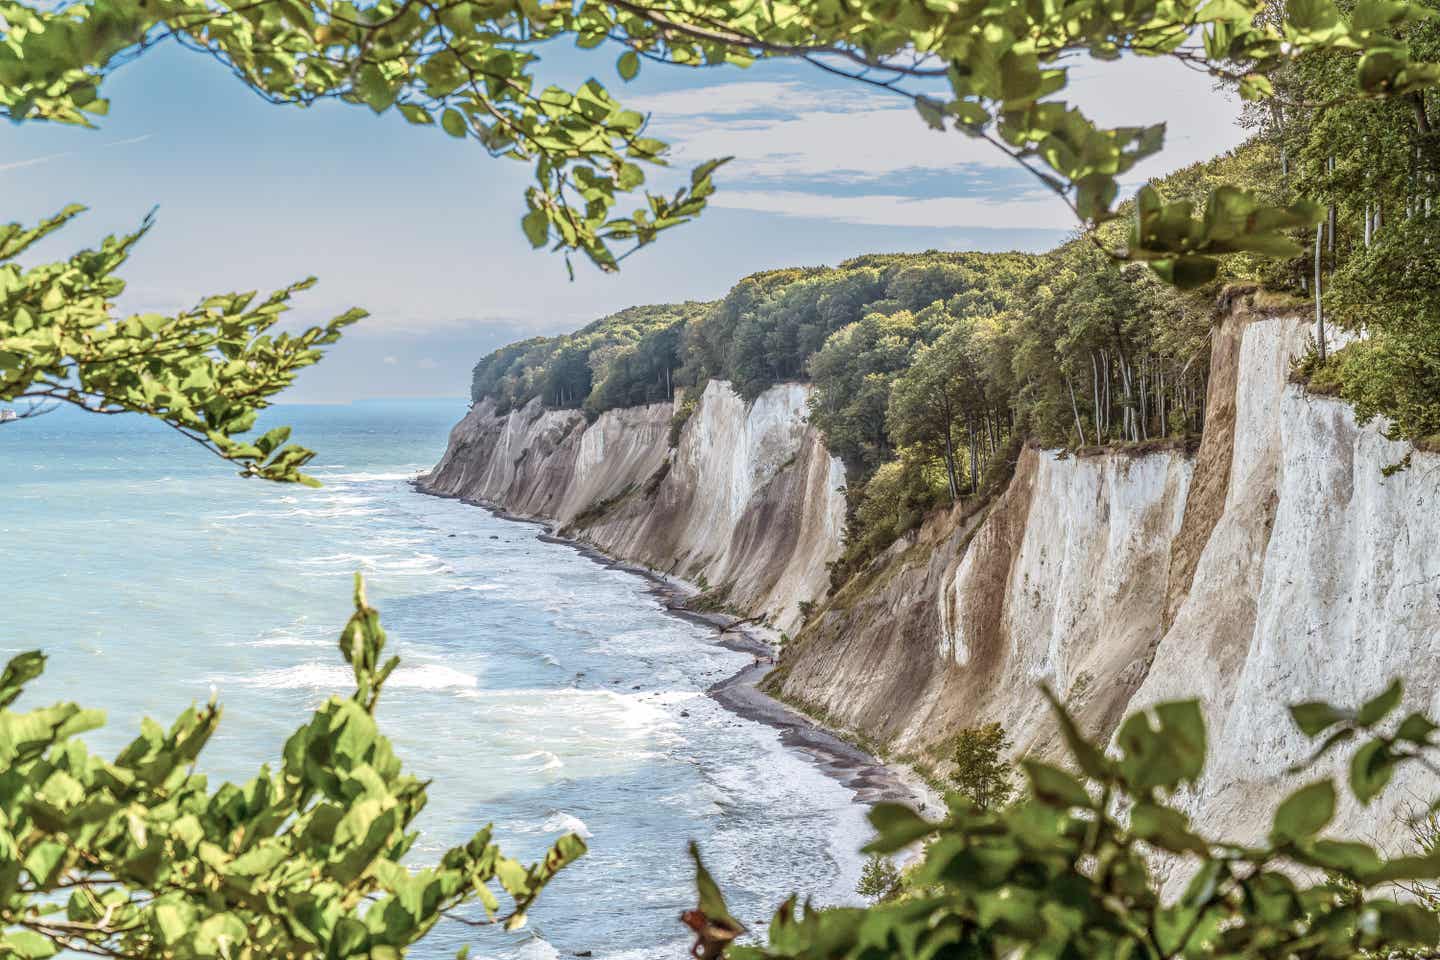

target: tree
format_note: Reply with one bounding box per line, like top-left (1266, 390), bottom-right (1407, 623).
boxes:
top-left (855, 854), bottom-right (903, 904)
top-left (0, 576), bottom-right (585, 958)
top-left (1242, 0), bottom-right (1440, 448)
top-left (888, 317), bottom-right (993, 500)
top-left (948, 722), bottom-right (1015, 811)
top-left (687, 680), bottom-right (1440, 960)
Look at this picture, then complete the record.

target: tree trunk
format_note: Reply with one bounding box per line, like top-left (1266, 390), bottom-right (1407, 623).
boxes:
top-left (1327, 156), bottom-right (1336, 254)
top-left (1138, 357), bottom-right (1149, 442)
top-left (1066, 374), bottom-right (1087, 447)
top-left (1158, 364), bottom-right (1167, 437)
top-left (1090, 352), bottom-right (1103, 442)
top-left (1314, 222), bottom-right (1327, 362)
top-left (969, 425), bottom-right (979, 495)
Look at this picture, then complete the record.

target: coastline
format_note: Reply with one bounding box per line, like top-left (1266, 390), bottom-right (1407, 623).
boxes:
top-left (412, 481), bottom-right (945, 819)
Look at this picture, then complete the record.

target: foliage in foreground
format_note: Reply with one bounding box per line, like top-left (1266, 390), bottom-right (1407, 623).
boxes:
top-left (0, 576), bottom-right (584, 958)
top-left (692, 681), bottom-right (1440, 960)
top-left (0, 208), bottom-right (362, 484)
top-left (8, 0), bottom-right (1438, 277)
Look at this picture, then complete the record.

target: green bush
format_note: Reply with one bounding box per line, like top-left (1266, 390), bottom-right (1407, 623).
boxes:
top-left (855, 854), bottom-right (903, 904)
top-left (669, 392), bottom-right (700, 448)
top-left (0, 577), bottom-right (583, 958)
top-left (688, 680), bottom-right (1440, 960)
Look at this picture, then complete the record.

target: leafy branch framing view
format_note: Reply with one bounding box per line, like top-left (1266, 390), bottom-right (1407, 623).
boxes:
top-left (0, 576), bottom-right (586, 958)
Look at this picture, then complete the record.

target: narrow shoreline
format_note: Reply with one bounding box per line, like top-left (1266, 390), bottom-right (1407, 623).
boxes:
top-left (413, 481), bottom-right (943, 816)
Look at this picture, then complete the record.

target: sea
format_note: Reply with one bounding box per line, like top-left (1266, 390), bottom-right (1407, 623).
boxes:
top-left (0, 399), bottom-right (872, 959)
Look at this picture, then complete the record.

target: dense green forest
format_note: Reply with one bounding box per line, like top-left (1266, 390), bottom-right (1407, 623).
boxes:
top-left (468, 144), bottom-right (1292, 570)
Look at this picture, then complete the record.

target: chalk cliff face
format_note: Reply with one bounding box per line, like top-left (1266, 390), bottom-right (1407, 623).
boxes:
top-left (779, 300), bottom-right (1440, 840)
top-left (419, 381), bottom-right (847, 634)
top-left (426, 293), bottom-right (1440, 839)
top-left (779, 442), bottom-right (1194, 758)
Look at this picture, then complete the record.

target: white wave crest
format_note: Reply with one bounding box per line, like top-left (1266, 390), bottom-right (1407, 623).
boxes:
top-left (540, 811), bottom-right (592, 838)
top-left (312, 470), bottom-right (421, 483)
top-left (514, 938), bottom-right (560, 960)
top-left (283, 553), bottom-right (450, 577)
top-left (220, 661), bottom-right (478, 692)
top-left (519, 750), bottom-right (565, 772)
top-left (248, 627), bottom-right (327, 649)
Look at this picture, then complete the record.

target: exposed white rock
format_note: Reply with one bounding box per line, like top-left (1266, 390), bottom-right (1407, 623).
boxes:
top-left (1135, 316), bottom-right (1440, 859)
top-left (950, 449), bottom-right (1186, 682)
top-left (420, 381), bottom-right (846, 633)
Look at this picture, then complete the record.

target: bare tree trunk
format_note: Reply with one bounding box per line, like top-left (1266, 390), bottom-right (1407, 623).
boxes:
top-left (1328, 156), bottom-right (1336, 254)
top-left (1067, 375), bottom-right (1087, 447)
top-left (1117, 351), bottom-right (1137, 442)
top-left (1138, 357), bottom-right (1150, 442)
top-left (1314, 222), bottom-right (1327, 362)
top-left (968, 425), bottom-right (979, 495)
top-left (1090, 352), bottom-right (1103, 442)
top-left (1101, 350), bottom-right (1112, 439)
top-left (1158, 364), bottom-right (1167, 437)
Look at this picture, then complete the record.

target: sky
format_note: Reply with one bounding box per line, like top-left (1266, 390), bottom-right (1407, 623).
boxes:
top-left (0, 38), bottom-right (1246, 401)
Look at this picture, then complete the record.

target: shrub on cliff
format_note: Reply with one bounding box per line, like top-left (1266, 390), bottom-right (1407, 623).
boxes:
top-left (689, 681), bottom-right (1440, 960)
top-left (948, 722), bottom-right (1015, 811)
top-left (855, 854), bottom-right (904, 904)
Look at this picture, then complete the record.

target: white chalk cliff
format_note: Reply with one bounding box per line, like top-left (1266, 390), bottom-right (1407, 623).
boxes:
top-left (423, 291), bottom-right (1440, 839)
top-left (420, 380), bottom-right (847, 634)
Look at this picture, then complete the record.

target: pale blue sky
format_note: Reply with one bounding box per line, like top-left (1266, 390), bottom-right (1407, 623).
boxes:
top-left (0, 39), bottom-right (1244, 400)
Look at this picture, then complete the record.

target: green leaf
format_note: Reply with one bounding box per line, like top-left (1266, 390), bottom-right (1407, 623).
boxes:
top-left (0, 931), bottom-right (58, 959)
top-left (915, 97), bottom-right (946, 131)
top-left (1356, 679), bottom-right (1402, 726)
top-left (1395, 712), bottom-right (1437, 745)
top-left (865, 803), bottom-right (936, 852)
top-left (522, 210), bottom-right (549, 248)
top-left (1117, 699), bottom-right (1206, 791)
top-left (1270, 780), bottom-right (1335, 843)
top-left (1350, 739), bottom-right (1396, 804)
top-left (617, 51), bottom-right (640, 81)
top-left (1131, 801), bottom-right (1209, 854)
top-left (0, 651), bottom-right (46, 708)
top-left (1290, 701), bottom-right (1348, 737)
top-left (1022, 760), bottom-right (1091, 808)
top-left (689, 841), bottom-right (743, 932)
top-left (441, 108), bottom-right (468, 139)
top-left (1042, 687), bottom-right (1110, 780)
top-left (1362, 901), bottom-right (1440, 945)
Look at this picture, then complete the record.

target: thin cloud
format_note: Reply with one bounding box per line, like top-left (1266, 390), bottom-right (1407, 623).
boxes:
top-left (644, 55), bottom-right (1244, 212)
top-left (0, 134), bottom-right (152, 174)
top-left (711, 188), bottom-right (1074, 231)
top-left (640, 80), bottom-right (847, 119)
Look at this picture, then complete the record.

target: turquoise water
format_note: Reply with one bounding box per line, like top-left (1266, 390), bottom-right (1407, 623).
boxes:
top-left (0, 401), bottom-right (869, 960)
